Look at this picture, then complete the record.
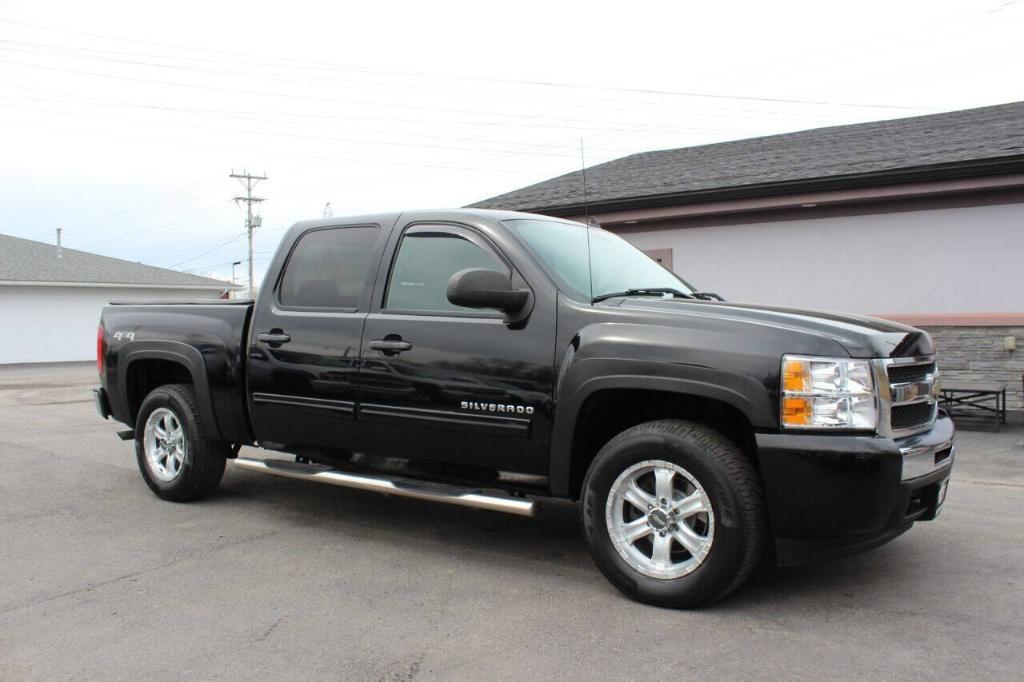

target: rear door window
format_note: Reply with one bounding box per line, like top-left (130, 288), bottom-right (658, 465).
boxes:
top-left (279, 226), bottom-right (380, 309)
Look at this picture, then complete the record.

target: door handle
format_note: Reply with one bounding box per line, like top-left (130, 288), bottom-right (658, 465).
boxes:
top-left (257, 332), bottom-right (292, 345)
top-left (368, 338), bottom-right (412, 354)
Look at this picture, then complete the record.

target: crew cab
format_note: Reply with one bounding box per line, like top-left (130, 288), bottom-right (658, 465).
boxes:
top-left (94, 209), bottom-right (954, 608)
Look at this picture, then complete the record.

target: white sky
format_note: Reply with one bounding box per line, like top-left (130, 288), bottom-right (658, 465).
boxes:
top-left (1, 0), bottom-right (1022, 286)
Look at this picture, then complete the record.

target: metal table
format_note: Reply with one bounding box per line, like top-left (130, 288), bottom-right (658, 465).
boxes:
top-left (940, 381), bottom-right (1007, 431)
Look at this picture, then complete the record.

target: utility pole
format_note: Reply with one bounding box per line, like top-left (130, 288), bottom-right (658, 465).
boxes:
top-left (230, 170), bottom-right (267, 296)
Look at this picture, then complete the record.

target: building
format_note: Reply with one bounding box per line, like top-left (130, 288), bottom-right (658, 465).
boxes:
top-left (0, 233), bottom-right (239, 364)
top-left (471, 101), bottom-right (1024, 411)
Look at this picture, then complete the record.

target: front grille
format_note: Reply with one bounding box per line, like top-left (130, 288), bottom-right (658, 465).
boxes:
top-left (891, 401), bottom-right (936, 430)
top-left (880, 357), bottom-right (938, 437)
top-left (888, 363), bottom-right (935, 385)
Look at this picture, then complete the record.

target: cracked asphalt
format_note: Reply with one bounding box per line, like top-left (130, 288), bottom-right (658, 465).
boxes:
top-left (2, 363), bottom-right (1023, 680)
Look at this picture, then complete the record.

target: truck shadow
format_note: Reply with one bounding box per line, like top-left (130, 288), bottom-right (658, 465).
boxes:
top-left (211, 466), bottom-right (916, 610)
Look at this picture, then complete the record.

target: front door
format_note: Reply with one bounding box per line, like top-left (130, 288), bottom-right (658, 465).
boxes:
top-left (247, 221), bottom-right (389, 456)
top-left (359, 221), bottom-right (555, 478)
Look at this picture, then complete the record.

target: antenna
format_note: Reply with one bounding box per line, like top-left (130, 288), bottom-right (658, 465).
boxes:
top-left (580, 139), bottom-right (594, 303)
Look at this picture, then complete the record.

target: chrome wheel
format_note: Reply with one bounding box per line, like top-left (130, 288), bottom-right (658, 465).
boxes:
top-left (143, 407), bottom-right (187, 482)
top-left (605, 459), bottom-right (715, 579)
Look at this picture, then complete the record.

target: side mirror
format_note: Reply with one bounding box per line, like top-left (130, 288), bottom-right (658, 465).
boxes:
top-left (447, 268), bottom-right (530, 315)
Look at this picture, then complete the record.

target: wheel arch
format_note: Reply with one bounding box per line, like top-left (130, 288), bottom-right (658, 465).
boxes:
top-left (550, 374), bottom-right (767, 499)
top-left (119, 342), bottom-right (222, 440)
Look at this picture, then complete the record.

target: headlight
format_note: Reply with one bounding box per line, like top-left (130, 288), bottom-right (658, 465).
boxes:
top-left (780, 355), bottom-right (877, 430)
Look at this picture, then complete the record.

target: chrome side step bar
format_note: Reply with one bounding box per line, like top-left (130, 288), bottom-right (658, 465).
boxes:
top-left (232, 457), bottom-right (537, 517)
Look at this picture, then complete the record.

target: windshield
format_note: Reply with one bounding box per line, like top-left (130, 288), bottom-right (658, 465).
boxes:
top-left (505, 218), bottom-right (692, 300)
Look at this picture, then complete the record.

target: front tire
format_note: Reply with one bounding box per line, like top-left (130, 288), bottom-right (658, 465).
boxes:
top-left (135, 384), bottom-right (227, 502)
top-left (581, 419), bottom-right (766, 608)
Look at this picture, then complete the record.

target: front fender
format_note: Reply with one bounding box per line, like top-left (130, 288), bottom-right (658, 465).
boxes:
top-left (547, 323), bottom-right (778, 497)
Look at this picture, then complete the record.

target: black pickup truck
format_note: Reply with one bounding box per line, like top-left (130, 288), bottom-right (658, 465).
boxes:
top-left (94, 209), bottom-right (954, 608)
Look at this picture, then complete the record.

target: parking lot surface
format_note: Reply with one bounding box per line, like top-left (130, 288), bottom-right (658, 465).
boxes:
top-left (2, 363), bottom-right (1023, 680)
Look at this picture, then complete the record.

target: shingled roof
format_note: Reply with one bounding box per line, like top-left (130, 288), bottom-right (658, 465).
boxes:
top-left (469, 100), bottom-right (1024, 215)
top-left (0, 233), bottom-right (238, 289)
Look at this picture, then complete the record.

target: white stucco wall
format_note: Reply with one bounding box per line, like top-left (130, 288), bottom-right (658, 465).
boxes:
top-left (0, 286), bottom-right (222, 364)
top-left (618, 201), bottom-right (1024, 315)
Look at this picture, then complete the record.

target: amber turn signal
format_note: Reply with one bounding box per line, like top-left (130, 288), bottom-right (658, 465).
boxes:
top-left (782, 358), bottom-right (809, 393)
top-left (782, 396), bottom-right (813, 426)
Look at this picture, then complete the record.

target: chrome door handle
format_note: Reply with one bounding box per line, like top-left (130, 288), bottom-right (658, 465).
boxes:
top-left (257, 332), bottom-right (291, 345)
top-left (368, 338), bottom-right (412, 354)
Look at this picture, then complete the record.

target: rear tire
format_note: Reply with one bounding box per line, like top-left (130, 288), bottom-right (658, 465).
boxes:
top-left (135, 384), bottom-right (227, 502)
top-left (581, 419), bottom-right (766, 608)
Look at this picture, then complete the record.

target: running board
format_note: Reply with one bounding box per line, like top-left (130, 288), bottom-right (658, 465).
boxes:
top-left (232, 457), bottom-right (537, 517)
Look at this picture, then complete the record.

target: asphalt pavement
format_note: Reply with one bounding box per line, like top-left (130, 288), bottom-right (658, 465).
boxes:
top-left (2, 363), bottom-right (1023, 680)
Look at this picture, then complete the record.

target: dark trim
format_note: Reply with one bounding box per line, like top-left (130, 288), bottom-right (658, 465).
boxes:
top-left (92, 387), bottom-right (111, 419)
top-left (379, 308), bottom-right (505, 320)
top-left (511, 156), bottom-right (1024, 217)
top-left (774, 521), bottom-right (914, 567)
top-left (549, 368), bottom-right (773, 498)
top-left (359, 402), bottom-right (531, 436)
top-left (119, 343), bottom-right (221, 439)
top-left (251, 392), bottom-right (355, 416)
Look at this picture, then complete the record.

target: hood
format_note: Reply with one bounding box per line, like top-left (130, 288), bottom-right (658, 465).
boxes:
top-left (608, 298), bottom-right (933, 359)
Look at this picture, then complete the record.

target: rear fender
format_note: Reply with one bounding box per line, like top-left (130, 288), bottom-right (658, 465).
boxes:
top-left (118, 341), bottom-right (222, 440)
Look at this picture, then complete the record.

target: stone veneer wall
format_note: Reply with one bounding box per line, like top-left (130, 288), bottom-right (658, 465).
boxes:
top-left (921, 326), bottom-right (1024, 414)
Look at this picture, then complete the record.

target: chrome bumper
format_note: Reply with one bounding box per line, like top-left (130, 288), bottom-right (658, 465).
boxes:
top-left (900, 438), bottom-right (954, 480)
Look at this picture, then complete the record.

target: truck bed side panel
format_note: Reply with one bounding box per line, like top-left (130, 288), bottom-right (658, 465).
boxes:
top-left (101, 302), bottom-right (255, 444)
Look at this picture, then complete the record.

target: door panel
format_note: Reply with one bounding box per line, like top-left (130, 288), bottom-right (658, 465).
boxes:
top-left (359, 223), bottom-right (555, 476)
top-left (247, 223), bottom-right (387, 453)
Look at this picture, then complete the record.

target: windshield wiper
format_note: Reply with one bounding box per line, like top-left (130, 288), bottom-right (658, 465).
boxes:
top-left (592, 287), bottom-right (696, 303)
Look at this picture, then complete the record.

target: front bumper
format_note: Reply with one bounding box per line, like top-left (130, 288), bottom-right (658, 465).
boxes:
top-left (755, 413), bottom-right (954, 566)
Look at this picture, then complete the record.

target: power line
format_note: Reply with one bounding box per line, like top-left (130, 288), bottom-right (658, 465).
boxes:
top-left (0, 86), bottom-right (766, 139)
top-left (0, 117), bottom-right (564, 174)
top-left (0, 18), bottom-right (934, 111)
top-left (0, 39), bottom-right (950, 122)
top-left (69, 181), bottom-right (222, 238)
top-left (0, 55), bottom-right (936, 134)
top-left (165, 232), bottom-right (247, 268)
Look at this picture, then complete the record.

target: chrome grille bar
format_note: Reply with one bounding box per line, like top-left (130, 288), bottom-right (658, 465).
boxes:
top-left (874, 356), bottom-right (939, 438)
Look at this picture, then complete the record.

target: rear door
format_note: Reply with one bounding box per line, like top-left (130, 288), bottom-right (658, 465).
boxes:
top-left (247, 220), bottom-right (392, 455)
top-left (358, 219), bottom-right (556, 478)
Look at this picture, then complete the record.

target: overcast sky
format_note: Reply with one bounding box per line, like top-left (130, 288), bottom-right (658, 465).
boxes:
top-left (1, 0), bottom-right (1022, 287)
